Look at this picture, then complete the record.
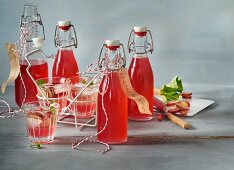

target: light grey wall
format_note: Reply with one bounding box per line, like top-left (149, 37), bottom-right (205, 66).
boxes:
top-left (0, 0), bottom-right (234, 91)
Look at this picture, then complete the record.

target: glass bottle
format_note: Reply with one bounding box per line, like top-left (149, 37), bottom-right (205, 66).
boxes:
top-left (97, 40), bottom-right (128, 144)
top-left (127, 26), bottom-right (154, 121)
top-left (52, 20), bottom-right (79, 78)
top-left (15, 3), bottom-right (48, 107)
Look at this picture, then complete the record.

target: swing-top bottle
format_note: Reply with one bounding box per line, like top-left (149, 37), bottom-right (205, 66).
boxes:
top-left (127, 26), bottom-right (154, 121)
top-left (97, 40), bottom-right (128, 144)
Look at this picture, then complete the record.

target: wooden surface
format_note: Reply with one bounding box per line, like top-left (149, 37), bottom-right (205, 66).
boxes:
top-left (1, 86), bottom-right (234, 170)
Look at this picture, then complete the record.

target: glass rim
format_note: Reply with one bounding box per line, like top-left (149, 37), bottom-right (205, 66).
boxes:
top-left (22, 101), bottom-right (60, 109)
top-left (67, 75), bottom-right (99, 88)
top-left (67, 97), bottom-right (97, 103)
top-left (36, 76), bottom-right (69, 81)
top-left (36, 94), bottom-right (68, 100)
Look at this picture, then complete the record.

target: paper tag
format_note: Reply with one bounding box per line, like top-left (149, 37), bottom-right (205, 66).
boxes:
top-left (117, 68), bottom-right (151, 115)
top-left (1, 43), bottom-right (20, 93)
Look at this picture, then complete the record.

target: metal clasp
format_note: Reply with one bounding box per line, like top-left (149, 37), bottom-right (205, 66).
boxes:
top-left (127, 29), bottom-right (154, 54)
top-left (20, 13), bottom-right (45, 42)
top-left (98, 43), bottom-right (126, 71)
top-left (54, 24), bottom-right (78, 48)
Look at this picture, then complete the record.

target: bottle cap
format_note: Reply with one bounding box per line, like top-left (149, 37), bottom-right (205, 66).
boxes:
top-left (105, 40), bottom-right (120, 46)
top-left (105, 40), bottom-right (120, 50)
top-left (134, 26), bottom-right (147, 36)
top-left (134, 26), bottom-right (147, 32)
top-left (32, 37), bottom-right (44, 48)
top-left (58, 20), bottom-right (71, 30)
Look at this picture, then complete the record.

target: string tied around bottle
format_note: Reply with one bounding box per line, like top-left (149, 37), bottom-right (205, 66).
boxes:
top-left (71, 41), bottom-right (126, 154)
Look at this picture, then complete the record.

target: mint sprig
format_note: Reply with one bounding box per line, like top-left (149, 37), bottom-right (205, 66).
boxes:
top-left (50, 105), bottom-right (56, 114)
top-left (160, 76), bottom-right (183, 102)
top-left (31, 143), bottom-right (42, 149)
top-left (37, 79), bottom-right (45, 86)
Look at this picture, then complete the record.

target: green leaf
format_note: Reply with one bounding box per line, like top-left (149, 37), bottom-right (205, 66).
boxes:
top-left (89, 81), bottom-right (94, 86)
top-left (37, 79), bottom-right (45, 86)
top-left (50, 105), bottom-right (56, 114)
top-left (31, 143), bottom-right (42, 149)
top-left (160, 76), bottom-right (183, 102)
top-left (82, 80), bottom-right (86, 84)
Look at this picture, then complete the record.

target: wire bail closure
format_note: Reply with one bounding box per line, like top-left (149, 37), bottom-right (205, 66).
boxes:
top-left (98, 43), bottom-right (126, 71)
top-left (54, 24), bottom-right (78, 48)
top-left (20, 13), bottom-right (45, 42)
top-left (127, 29), bottom-right (154, 54)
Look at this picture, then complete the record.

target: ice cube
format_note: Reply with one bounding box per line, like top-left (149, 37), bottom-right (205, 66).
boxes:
top-left (54, 84), bottom-right (69, 94)
top-left (27, 116), bottom-right (43, 128)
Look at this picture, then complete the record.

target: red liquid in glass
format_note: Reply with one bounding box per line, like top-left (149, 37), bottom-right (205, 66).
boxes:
top-left (97, 72), bottom-right (128, 144)
top-left (52, 49), bottom-right (79, 78)
top-left (128, 56), bottom-right (154, 121)
top-left (15, 60), bottom-right (48, 107)
top-left (27, 111), bottom-right (56, 139)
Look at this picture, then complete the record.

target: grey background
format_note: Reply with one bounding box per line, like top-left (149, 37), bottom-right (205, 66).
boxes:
top-left (0, 0), bottom-right (234, 92)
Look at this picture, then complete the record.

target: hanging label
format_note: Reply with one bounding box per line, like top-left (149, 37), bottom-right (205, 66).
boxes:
top-left (117, 68), bottom-right (151, 115)
top-left (1, 43), bottom-right (20, 93)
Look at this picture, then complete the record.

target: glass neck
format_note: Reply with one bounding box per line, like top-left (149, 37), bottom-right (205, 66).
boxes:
top-left (105, 49), bottom-right (123, 71)
top-left (20, 24), bottom-right (39, 58)
top-left (134, 35), bottom-right (147, 54)
top-left (57, 29), bottom-right (73, 49)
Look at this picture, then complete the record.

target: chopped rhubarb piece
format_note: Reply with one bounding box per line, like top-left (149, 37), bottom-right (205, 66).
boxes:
top-left (179, 110), bottom-right (189, 116)
top-left (156, 113), bottom-right (163, 121)
top-left (168, 107), bottom-right (180, 114)
top-left (176, 102), bottom-right (189, 111)
top-left (166, 101), bottom-right (179, 106)
top-left (182, 92), bottom-right (192, 99)
top-left (180, 101), bottom-right (190, 107)
top-left (153, 96), bottom-right (166, 112)
top-left (27, 112), bottom-right (44, 128)
top-left (28, 111), bottom-right (44, 119)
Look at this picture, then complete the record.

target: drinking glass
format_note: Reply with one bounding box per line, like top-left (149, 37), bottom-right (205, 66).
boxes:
top-left (36, 77), bottom-right (69, 114)
top-left (22, 101), bottom-right (60, 144)
top-left (68, 75), bottom-right (99, 118)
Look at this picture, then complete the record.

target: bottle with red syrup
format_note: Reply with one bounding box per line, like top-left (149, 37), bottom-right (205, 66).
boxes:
top-left (97, 40), bottom-right (128, 144)
top-left (53, 20), bottom-right (79, 78)
top-left (127, 26), bottom-right (154, 121)
top-left (15, 3), bottom-right (48, 107)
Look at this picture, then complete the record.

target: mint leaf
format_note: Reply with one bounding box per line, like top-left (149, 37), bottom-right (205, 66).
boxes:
top-left (50, 105), bottom-right (56, 114)
top-left (82, 80), bottom-right (86, 84)
top-left (31, 143), bottom-right (42, 149)
top-left (160, 76), bottom-right (183, 101)
top-left (37, 79), bottom-right (45, 86)
top-left (89, 81), bottom-right (94, 86)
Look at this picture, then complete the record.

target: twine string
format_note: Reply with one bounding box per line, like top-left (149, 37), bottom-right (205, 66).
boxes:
top-left (0, 24), bottom-right (34, 117)
top-left (71, 70), bottom-right (111, 154)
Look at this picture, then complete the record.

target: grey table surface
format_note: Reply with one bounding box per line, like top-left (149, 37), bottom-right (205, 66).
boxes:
top-left (0, 86), bottom-right (234, 170)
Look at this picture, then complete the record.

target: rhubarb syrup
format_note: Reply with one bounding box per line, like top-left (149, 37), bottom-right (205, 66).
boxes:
top-left (127, 26), bottom-right (154, 121)
top-left (15, 60), bottom-right (48, 107)
top-left (97, 40), bottom-right (128, 144)
top-left (97, 72), bottom-right (128, 144)
top-left (52, 49), bottom-right (79, 78)
top-left (128, 56), bottom-right (154, 120)
top-left (52, 20), bottom-right (79, 78)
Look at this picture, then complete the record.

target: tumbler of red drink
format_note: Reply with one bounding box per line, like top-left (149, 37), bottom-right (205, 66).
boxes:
top-left (36, 77), bottom-right (70, 115)
top-left (22, 101), bottom-right (60, 144)
top-left (67, 75), bottom-right (99, 119)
